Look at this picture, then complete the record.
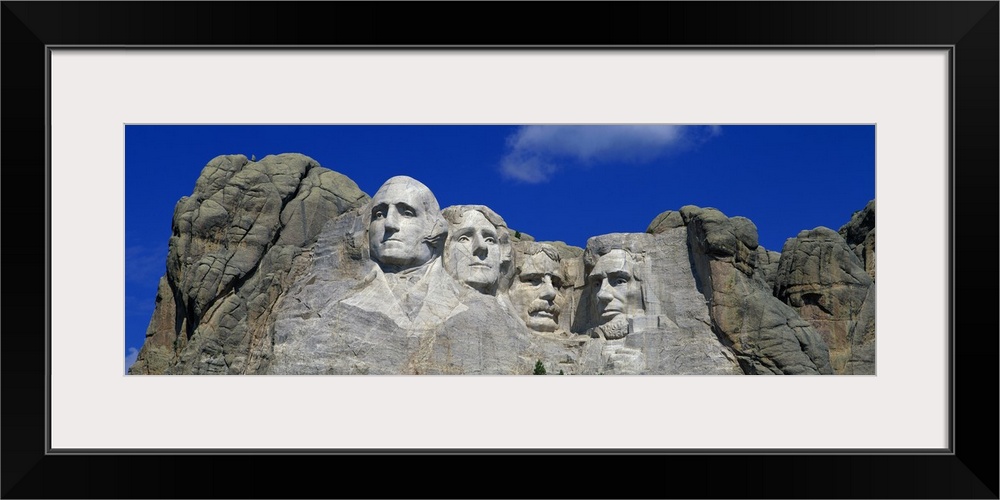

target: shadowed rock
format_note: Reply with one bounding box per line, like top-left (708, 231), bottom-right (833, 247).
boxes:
top-left (774, 226), bottom-right (874, 374)
top-left (754, 246), bottom-right (782, 289)
top-left (839, 199), bottom-right (876, 280)
top-left (844, 282), bottom-right (876, 374)
top-left (682, 206), bottom-right (833, 375)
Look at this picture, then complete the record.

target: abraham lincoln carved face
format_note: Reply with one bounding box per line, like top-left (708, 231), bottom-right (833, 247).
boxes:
top-left (584, 245), bottom-right (645, 340)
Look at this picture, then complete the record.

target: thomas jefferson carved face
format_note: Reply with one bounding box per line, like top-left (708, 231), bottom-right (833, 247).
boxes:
top-left (509, 249), bottom-right (564, 333)
top-left (368, 176), bottom-right (441, 270)
top-left (587, 249), bottom-right (643, 339)
top-left (444, 210), bottom-right (502, 293)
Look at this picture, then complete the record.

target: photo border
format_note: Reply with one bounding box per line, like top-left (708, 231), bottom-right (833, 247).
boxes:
top-left (3, 2), bottom-right (997, 498)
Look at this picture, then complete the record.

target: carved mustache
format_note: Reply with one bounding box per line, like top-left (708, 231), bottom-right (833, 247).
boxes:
top-left (528, 302), bottom-right (560, 316)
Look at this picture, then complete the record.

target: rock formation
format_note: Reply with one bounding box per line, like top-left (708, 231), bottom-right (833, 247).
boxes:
top-left (839, 199), bottom-right (876, 279)
top-left (128, 154), bottom-right (368, 374)
top-left (130, 153), bottom-right (875, 375)
top-left (572, 231), bottom-right (744, 375)
top-left (774, 227), bottom-right (875, 374)
top-left (673, 206), bottom-right (833, 374)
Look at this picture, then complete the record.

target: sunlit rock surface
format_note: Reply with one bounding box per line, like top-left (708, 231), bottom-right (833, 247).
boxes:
top-left (130, 153), bottom-right (874, 375)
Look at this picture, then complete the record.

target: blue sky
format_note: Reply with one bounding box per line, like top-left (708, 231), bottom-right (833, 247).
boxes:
top-left (124, 125), bottom-right (875, 370)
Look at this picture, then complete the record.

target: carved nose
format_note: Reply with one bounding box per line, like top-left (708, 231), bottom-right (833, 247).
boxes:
top-left (472, 236), bottom-right (488, 258)
top-left (539, 277), bottom-right (557, 300)
top-left (596, 279), bottom-right (614, 302)
top-left (383, 210), bottom-right (400, 230)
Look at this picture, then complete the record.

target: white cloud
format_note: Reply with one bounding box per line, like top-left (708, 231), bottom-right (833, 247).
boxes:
top-left (500, 125), bottom-right (721, 183)
top-left (124, 347), bottom-right (139, 375)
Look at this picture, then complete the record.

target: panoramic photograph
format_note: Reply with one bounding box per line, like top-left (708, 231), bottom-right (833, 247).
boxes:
top-left (124, 124), bottom-right (875, 375)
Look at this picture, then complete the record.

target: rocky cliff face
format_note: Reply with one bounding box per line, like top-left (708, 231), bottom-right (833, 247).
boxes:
top-left (128, 154), bottom-right (369, 374)
top-left (839, 199), bottom-right (876, 280)
top-left (130, 153), bottom-right (875, 375)
top-left (672, 207), bottom-right (834, 374)
top-left (774, 227), bottom-right (875, 374)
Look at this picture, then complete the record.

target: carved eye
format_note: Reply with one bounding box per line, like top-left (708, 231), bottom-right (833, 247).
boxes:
top-left (458, 235), bottom-right (471, 243)
top-left (373, 210), bottom-right (385, 219)
top-left (484, 237), bottom-right (496, 244)
top-left (402, 209), bottom-right (416, 217)
top-left (613, 277), bottom-right (629, 286)
top-left (551, 277), bottom-right (563, 288)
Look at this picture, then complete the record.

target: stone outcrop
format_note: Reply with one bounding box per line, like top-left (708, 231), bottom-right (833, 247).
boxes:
top-left (774, 227), bottom-right (875, 374)
top-left (839, 199), bottom-right (876, 280)
top-left (646, 209), bottom-right (685, 234)
top-left (680, 206), bottom-right (833, 374)
top-left (128, 154), bottom-right (368, 374)
top-left (129, 153), bottom-right (875, 375)
top-left (843, 282), bottom-right (876, 374)
top-left (754, 247), bottom-right (782, 289)
top-left (268, 185), bottom-right (584, 374)
top-left (572, 231), bottom-right (743, 375)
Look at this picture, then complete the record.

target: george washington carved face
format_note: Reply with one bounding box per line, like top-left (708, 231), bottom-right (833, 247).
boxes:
top-left (367, 176), bottom-right (445, 272)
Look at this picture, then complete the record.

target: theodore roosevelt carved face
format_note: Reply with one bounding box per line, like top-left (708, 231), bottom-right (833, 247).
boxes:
top-left (442, 205), bottom-right (511, 295)
top-left (509, 243), bottom-right (565, 333)
top-left (367, 176), bottom-right (446, 272)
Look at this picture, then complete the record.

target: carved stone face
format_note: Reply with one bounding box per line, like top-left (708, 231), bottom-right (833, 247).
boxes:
top-left (588, 249), bottom-right (643, 328)
top-left (509, 251), bottom-right (564, 332)
top-left (368, 179), bottom-right (437, 269)
top-left (444, 210), bottom-right (502, 293)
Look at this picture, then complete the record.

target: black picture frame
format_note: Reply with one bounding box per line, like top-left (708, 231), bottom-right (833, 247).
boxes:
top-left (3, 2), bottom-right (997, 498)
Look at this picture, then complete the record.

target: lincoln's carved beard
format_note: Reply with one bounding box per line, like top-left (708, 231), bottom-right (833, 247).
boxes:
top-left (588, 314), bottom-right (630, 340)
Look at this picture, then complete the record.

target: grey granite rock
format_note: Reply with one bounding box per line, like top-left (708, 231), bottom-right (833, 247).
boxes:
top-left (132, 157), bottom-right (873, 376)
top-left (571, 231), bottom-right (744, 375)
top-left (774, 227), bottom-right (874, 374)
top-left (839, 199), bottom-right (876, 280)
top-left (843, 282), bottom-right (876, 375)
top-left (645, 209), bottom-right (685, 234)
top-left (269, 213), bottom-right (582, 375)
top-left (754, 246), bottom-right (782, 289)
top-left (683, 206), bottom-right (834, 374)
top-left (128, 154), bottom-right (368, 374)
top-left (269, 177), bottom-right (586, 375)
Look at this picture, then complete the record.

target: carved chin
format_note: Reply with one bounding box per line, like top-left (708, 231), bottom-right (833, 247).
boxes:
top-left (376, 247), bottom-right (415, 264)
top-left (460, 265), bottom-right (496, 282)
top-left (461, 272), bottom-right (498, 293)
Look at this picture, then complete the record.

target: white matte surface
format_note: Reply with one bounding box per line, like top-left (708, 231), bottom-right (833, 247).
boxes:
top-left (50, 50), bottom-right (948, 450)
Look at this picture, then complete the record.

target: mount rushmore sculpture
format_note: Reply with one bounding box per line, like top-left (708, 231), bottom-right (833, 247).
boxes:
top-left (128, 154), bottom-right (876, 375)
